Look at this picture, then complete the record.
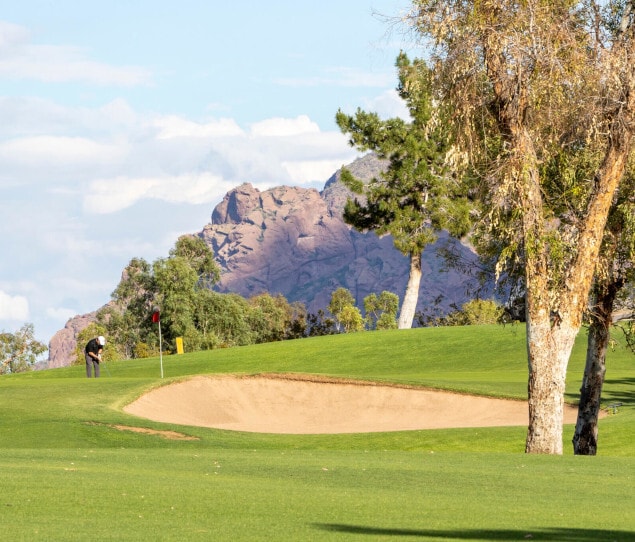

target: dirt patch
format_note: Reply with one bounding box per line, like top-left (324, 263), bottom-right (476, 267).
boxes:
top-left (86, 421), bottom-right (199, 440)
top-left (123, 374), bottom-right (582, 435)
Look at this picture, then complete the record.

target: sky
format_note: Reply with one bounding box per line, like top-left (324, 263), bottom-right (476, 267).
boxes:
top-left (0, 0), bottom-right (417, 349)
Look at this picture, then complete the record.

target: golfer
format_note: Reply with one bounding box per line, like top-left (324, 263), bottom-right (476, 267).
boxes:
top-left (85, 336), bottom-right (106, 378)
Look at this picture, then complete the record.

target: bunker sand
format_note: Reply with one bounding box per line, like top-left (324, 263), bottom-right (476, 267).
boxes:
top-left (124, 374), bottom-right (580, 434)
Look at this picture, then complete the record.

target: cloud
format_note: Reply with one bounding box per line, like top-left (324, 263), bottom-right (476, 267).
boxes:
top-left (361, 88), bottom-right (411, 120)
top-left (274, 66), bottom-right (393, 88)
top-left (45, 307), bottom-right (78, 324)
top-left (0, 97), bottom-right (139, 140)
top-left (84, 172), bottom-right (235, 214)
top-left (0, 136), bottom-right (124, 169)
top-left (282, 159), bottom-right (351, 184)
top-left (0, 21), bottom-right (151, 86)
top-left (0, 290), bottom-right (29, 322)
top-left (63, 110), bottom-right (357, 213)
top-left (249, 115), bottom-right (320, 137)
top-left (154, 116), bottom-right (244, 139)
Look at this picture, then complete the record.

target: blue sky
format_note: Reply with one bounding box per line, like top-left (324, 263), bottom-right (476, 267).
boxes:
top-left (0, 0), bottom-right (416, 347)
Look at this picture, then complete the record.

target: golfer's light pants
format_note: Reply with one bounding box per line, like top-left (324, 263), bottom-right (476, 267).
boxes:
top-left (85, 353), bottom-right (100, 378)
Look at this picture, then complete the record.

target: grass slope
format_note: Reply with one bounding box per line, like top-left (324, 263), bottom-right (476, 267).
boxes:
top-left (1, 325), bottom-right (633, 541)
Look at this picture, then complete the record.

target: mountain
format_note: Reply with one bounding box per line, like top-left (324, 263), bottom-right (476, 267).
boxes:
top-left (47, 154), bottom-right (490, 367)
top-left (202, 153), bottom-right (487, 314)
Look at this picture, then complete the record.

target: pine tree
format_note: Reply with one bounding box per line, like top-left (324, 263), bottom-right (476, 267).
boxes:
top-left (336, 52), bottom-right (472, 329)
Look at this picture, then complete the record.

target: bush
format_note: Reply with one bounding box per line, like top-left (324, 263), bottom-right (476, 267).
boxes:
top-left (457, 299), bottom-right (504, 325)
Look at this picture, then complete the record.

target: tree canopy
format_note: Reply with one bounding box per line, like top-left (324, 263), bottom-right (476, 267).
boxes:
top-left (0, 323), bottom-right (47, 375)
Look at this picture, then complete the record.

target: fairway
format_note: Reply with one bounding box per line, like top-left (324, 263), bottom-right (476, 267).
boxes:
top-left (1, 326), bottom-right (633, 541)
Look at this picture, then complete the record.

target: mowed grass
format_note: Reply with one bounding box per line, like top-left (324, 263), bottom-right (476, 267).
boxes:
top-left (1, 325), bottom-right (633, 541)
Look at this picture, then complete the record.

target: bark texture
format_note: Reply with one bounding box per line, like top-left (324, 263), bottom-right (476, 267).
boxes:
top-left (398, 252), bottom-right (423, 329)
top-left (573, 282), bottom-right (620, 455)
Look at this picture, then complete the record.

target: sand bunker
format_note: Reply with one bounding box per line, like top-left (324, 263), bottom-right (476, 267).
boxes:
top-left (124, 374), bottom-right (581, 434)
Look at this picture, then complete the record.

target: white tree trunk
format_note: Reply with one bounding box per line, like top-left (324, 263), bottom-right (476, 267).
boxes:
top-left (524, 318), bottom-right (578, 454)
top-left (398, 252), bottom-right (422, 329)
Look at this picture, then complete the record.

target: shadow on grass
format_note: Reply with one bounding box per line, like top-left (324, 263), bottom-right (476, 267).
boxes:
top-left (314, 524), bottom-right (633, 541)
top-left (602, 377), bottom-right (635, 406)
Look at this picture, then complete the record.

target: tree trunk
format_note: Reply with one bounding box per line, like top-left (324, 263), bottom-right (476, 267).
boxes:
top-left (524, 318), bottom-right (579, 454)
top-left (573, 281), bottom-right (619, 455)
top-left (398, 252), bottom-right (422, 329)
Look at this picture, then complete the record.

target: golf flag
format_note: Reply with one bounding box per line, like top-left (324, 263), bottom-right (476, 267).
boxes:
top-left (152, 311), bottom-right (160, 323)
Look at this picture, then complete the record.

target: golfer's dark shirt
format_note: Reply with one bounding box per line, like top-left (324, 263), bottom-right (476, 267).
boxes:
top-left (85, 338), bottom-right (101, 356)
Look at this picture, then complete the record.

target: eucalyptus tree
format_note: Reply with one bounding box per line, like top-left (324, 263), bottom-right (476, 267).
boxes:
top-left (364, 291), bottom-right (400, 330)
top-left (336, 52), bottom-right (472, 329)
top-left (247, 293), bottom-right (301, 343)
top-left (169, 235), bottom-right (220, 288)
top-left (328, 287), bottom-right (362, 332)
top-left (0, 323), bottom-right (46, 374)
top-left (410, 0), bottom-right (635, 453)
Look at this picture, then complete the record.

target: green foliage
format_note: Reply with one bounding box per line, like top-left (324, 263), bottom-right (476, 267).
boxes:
top-left (101, 257), bottom-right (156, 359)
top-left (192, 290), bottom-right (254, 348)
top-left (457, 299), bottom-right (504, 326)
top-left (101, 235), bottom-right (315, 358)
top-left (153, 255), bottom-right (199, 343)
top-left (328, 287), bottom-right (358, 332)
top-left (418, 299), bottom-right (504, 327)
top-left (306, 310), bottom-right (337, 336)
top-left (338, 304), bottom-right (365, 333)
top-left (364, 291), bottom-right (399, 330)
top-left (247, 293), bottom-right (307, 343)
top-left (169, 234), bottom-right (220, 288)
top-left (0, 323), bottom-right (47, 374)
top-left (133, 342), bottom-right (160, 359)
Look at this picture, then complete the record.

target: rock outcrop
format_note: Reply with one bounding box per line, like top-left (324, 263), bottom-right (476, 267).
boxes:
top-left (202, 154), bottom-right (487, 314)
top-left (47, 311), bottom-right (96, 368)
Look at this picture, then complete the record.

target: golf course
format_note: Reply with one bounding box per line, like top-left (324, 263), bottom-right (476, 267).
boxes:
top-left (1, 325), bottom-right (633, 541)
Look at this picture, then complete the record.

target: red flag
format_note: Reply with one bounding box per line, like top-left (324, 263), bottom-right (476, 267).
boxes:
top-left (152, 311), bottom-right (160, 323)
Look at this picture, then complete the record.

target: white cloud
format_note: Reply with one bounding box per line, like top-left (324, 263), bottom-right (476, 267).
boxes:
top-left (0, 290), bottom-right (29, 322)
top-left (60, 111), bottom-right (358, 213)
top-left (274, 67), bottom-right (393, 88)
top-left (250, 115), bottom-right (320, 137)
top-left (84, 172), bottom-right (235, 214)
top-left (282, 159), bottom-right (350, 184)
top-left (0, 136), bottom-right (124, 168)
top-left (0, 21), bottom-right (151, 86)
top-left (45, 307), bottom-right (77, 323)
top-left (0, 97), bottom-right (139, 140)
top-left (362, 88), bottom-right (411, 120)
top-left (154, 116), bottom-right (244, 139)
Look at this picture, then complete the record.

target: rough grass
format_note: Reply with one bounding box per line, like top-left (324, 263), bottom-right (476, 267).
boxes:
top-left (0, 325), bottom-right (633, 541)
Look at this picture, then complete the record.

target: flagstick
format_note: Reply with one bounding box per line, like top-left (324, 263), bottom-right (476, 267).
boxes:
top-left (158, 319), bottom-right (164, 379)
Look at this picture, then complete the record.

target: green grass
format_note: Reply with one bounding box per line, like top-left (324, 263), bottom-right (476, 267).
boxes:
top-left (1, 325), bottom-right (633, 541)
